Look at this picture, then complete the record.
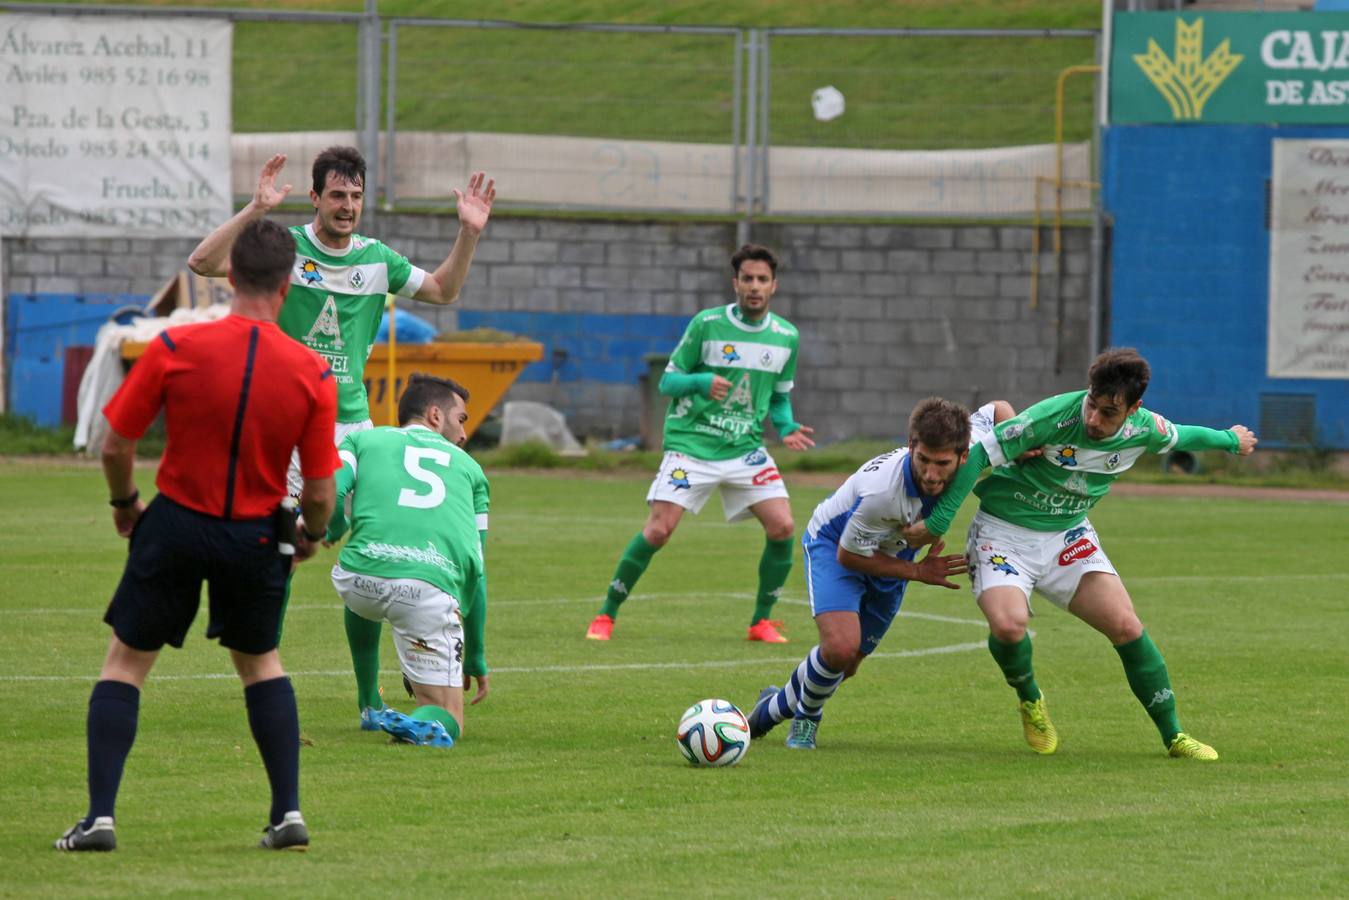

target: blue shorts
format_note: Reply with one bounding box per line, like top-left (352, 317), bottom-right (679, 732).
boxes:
top-left (801, 536), bottom-right (908, 656)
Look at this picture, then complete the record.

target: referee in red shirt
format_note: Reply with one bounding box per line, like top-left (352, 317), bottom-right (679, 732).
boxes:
top-left (55, 219), bottom-right (339, 854)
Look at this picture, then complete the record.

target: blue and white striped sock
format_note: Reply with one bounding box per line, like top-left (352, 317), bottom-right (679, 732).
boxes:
top-left (779, 646), bottom-right (844, 723)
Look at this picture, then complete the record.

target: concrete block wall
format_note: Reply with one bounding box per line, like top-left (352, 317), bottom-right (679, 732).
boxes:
top-left (3, 214), bottom-right (1093, 442)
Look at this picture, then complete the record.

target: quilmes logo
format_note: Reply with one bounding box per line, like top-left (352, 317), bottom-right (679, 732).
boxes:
top-left (1133, 18), bottom-right (1243, 120)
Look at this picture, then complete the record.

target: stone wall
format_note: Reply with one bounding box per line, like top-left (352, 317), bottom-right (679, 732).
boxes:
top-left (3, 214), bottom-right (1094, 443)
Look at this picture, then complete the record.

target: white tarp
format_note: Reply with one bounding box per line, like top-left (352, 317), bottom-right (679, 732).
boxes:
top-left (233, 131), bottom-right (1093, 218)
top-left (1268, 139), bottom-right (1349, 380)
top-left (0, 15), bottom-right (232, 237)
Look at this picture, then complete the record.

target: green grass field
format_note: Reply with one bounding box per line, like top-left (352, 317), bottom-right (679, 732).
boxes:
top-left (3, 462), bottom-right (1347, 896)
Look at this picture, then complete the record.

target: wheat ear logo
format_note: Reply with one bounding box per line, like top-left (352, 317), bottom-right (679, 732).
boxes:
top-left (1133, 18), bottom-right (1242, 120)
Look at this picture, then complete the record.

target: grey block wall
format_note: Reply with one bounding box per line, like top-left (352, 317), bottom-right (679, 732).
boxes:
top-left (3, 214), bottom-right (1095, 443)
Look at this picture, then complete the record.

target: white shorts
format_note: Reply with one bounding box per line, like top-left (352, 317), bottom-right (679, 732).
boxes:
top-left (288, 419), bottom-right (373, 497)
top-left (646, 448), bottom-right (789, 522)
top-left (331, 564), bottom-right (464, 689)
top-left (965, 510), bottom-right (1118, 611)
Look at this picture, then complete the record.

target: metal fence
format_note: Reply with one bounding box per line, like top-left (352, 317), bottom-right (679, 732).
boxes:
top-left (1, 3), bottom-right (1101, 221)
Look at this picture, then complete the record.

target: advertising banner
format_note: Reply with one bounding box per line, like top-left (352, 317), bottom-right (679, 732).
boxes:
top-left (1268, 139), bottom-right (1349, 379)
top-left (1111, 12), bottom-right (1349, 124)
top-left (0, 15), bottom-right (232, 236)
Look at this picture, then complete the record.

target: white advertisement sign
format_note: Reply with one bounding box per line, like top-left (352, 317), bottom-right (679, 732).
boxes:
top-left (0, 15), bottom-right (232, 237)
top-left (1269, 139), bottom-right (1349, 379)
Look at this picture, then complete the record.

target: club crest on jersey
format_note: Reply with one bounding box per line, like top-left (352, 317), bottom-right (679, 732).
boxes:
top-left (1055, 446), bottom-right (1079, 467)
top-left (669, 468), bottom-right (691, 490)
top-left (1064, 526), bottom-right (1089, 545)
top-left (1106, 452), bottom-right (1121, 470)
top-left (349, 268), bottom-right (365, 289)
top-left (988, 554), bottom-right (1019, 576)
top-left (759, 349), bottom-right (773, 366)
top-left (742, 448), bottom-right (768, 466)
top-left (299, 259), bottom-right (323, 284)
top-left (721, 343), bottom-right (740, 363)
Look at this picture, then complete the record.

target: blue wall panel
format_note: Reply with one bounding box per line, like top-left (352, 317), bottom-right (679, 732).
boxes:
top-left (1104, 124), bottom-right (1349, 447)
top-left (457, 310), bottom-right (689, 385)
top-left (5, 294), bottom-right (143, 426)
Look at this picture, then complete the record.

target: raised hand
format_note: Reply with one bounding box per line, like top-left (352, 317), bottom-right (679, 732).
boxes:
top-left (453, 171), bottom-right (496, 235)
top-left (253, 153), bottom-right (292, 212)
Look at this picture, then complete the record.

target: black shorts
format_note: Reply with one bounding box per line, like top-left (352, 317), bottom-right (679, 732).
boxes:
top-left (104, 495), bottom-right (290, 655)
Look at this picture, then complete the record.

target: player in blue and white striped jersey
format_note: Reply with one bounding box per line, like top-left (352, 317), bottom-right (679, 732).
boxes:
top-left (745, 398), bottom-right (1011, 749)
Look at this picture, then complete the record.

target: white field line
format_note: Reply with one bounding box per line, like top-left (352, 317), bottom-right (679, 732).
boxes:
top-left (0, 592), bottom-right (999, 683)
top-left (0, 641), bottom-right (991, 683)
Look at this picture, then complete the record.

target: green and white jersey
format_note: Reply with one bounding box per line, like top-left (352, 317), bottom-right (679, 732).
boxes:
top-left (278, 223), bottom-right (427, 423)
top-left (327, 425), bottom-right (489, 607)
top-left (969, 390), bottom-right (1237, 531)
top-left (663, 303), bottom-right (800, 460)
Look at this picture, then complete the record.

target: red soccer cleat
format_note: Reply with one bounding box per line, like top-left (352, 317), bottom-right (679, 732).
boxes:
top-left (585, 614), bottom-right (615, 641)
top-left (746, 619), bottom-right (788, 643)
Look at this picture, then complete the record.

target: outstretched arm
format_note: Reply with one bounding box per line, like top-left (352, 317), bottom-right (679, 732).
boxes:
top-left (1172, 423), bottom-right (1257, 455)
top-left (413, 171), bottom-right (496, 305)
top-left (187, 153), bottom-right (292, 276)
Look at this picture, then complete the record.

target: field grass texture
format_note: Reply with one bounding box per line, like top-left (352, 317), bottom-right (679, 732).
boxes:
top-left (2, 463), bottom-right (1346, 896)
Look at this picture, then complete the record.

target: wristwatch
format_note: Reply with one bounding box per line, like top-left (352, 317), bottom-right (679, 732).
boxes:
top-left (109, 489), bottom-right (139, 509)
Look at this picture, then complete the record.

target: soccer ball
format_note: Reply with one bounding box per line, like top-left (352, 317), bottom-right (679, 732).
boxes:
top-left (676, 699), bottom-right (750, 767)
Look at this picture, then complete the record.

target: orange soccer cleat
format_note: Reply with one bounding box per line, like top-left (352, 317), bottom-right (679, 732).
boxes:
top-left (585, 614), bottom-right (615, 641)
top-left (746, 619), bottom-right (788, 643)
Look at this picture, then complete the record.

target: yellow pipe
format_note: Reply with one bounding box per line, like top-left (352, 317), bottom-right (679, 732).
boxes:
top-left (1055, 65), bottom-right (1101, 261)
top-left (385, 294), bottom-right (397, 427)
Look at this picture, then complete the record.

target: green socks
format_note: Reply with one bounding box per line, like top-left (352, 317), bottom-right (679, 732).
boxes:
top-left (600, 532), bottom-right (660, 619)
top-left (1115, 630), bottom-right (1182, 745)
top-left (988, 633), bottom-right (1042, 703)
top-left (344, 607), bottom-right (384, 712)
top-left (409, 704), bottom-right (462, 742)
top-left (752, 536), bottom-right (794, 625)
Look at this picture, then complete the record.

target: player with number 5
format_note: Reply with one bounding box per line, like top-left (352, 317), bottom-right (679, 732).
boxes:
top-left (323, 373), bottom-right (490, 747)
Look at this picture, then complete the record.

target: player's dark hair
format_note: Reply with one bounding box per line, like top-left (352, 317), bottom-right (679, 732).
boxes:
top-left (229, 219), bottom-right (295, 296)
top-left (312, 145), bottom-right (366, 195)
top-left (731, 244), bottom-right (778, 276)
top-left (1088, 347), bottom-right (1151, 406)
top-left (398, 372), bottom-right (470, 427)
top-left (908, 397), bottom-right (972, 451)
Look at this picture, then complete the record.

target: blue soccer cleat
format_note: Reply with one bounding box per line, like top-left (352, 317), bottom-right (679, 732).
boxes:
top-left (785, 716), bottom-right (819, 750)
top-left (747, 685), bottom-right (781, 739)
top-left (379, 709), bottom-right (455, 748)
top-left (359, 706), bottom-right (388, 732)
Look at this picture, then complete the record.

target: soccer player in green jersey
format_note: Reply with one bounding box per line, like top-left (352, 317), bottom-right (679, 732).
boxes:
top-left (189, 147), bottom-right (495, 486)
top-left (188, 147), bottom-right (495, 637)
top-left (586, 244), bottom-right (816, 644)
top-left (903, 348), bottom-right (1258, 760)
top-left (324, 373), bottom-right (490, 746)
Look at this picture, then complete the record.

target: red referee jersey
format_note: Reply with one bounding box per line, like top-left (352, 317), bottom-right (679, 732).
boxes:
top-left (104, 315), bottom-right (340, 519)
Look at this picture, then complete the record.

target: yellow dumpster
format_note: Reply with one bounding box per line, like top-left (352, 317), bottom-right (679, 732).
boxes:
top-left (363, 341), bottom-right (543, 437)
top-left (120, 340), bottom-right (543, 441)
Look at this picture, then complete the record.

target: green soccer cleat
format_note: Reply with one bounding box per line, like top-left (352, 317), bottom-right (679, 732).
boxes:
top-left (1018, 694), bottom-right (1059, 755)
top-left (785, 716), bottom-right (818, 750)
top-left (1168, 733), bottom-right (1218, 761)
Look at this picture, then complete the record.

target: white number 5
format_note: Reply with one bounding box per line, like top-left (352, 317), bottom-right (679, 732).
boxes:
top-left (398, 447), bottom-right (451, 509)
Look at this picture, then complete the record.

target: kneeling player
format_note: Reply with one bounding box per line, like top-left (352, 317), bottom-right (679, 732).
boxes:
top-left (325, 374), bottom-right (490, 747)
top-left (746, 398), bottom-right (1009, 749)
